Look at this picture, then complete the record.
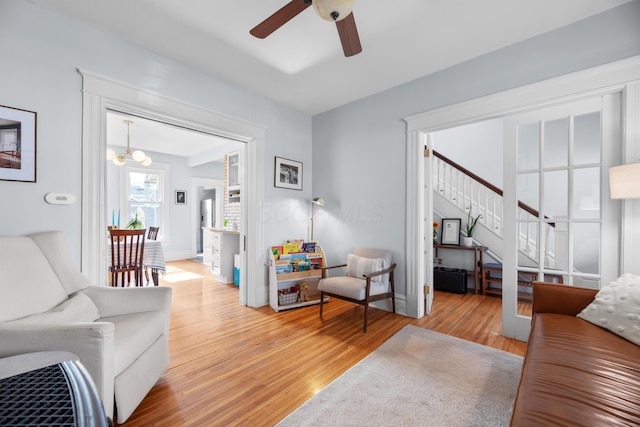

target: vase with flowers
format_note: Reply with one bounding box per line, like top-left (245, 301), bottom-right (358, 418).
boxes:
top-left (432, 221), bottom-right (440, 245)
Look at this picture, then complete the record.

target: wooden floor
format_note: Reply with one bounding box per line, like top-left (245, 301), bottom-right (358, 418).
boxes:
top-left (118, 260), bottom-right (528, 426)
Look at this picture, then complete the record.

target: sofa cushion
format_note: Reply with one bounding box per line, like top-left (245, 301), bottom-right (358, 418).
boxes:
top-left (8, 293), bottom-right (100, 325)
top-left (318, 276), bottom-right (388, 300)
top-left (0, 237), bottom-right (69, 321)
top-left (511, 313), bottom-right (640, 426)
top-left (101, 311), bottom-right (166, 376)
top-left (345, 254), bottom-right (384, 283)
top-left (577, 273), bottom-right (640, 346)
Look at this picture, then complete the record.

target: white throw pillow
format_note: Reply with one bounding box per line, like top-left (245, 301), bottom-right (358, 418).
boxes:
top-left (577, 274), bottom-right (640, 346)
top-left (345, 254), bottom-right (385, 283)
top-left (9, 292), bottom-right (100, 325)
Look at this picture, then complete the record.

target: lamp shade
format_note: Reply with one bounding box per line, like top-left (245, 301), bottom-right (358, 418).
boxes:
top-left (312, 0), bottom-right (354, 21)
top-left (312, 197), bottom-right (325, 206)
top-left (609, 163), bottom-right (640, 199)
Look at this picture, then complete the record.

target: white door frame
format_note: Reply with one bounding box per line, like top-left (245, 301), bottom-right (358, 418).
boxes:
top-left (79, 69), bottom-right (267, 307)
top-left (404, 56), bottom-right (640, 329)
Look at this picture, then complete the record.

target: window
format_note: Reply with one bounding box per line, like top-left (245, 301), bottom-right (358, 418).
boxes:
top-left (122, 164), bottom-right (169, 239)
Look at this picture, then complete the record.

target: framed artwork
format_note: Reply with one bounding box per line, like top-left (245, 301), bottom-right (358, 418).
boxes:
top-left (441, 218), bottom-right (461, 245)
top-left (274, 156), bottom-right (302, 190)
top-left (0, 105), bottom-right (37, 182)
top-left (175, 190), bottom-right (187, 205)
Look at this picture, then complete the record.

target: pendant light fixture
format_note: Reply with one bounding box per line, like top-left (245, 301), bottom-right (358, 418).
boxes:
top-left (106, 119), bottom-right (152, 166)
top-left (312, 0), bottom-right (355, 22)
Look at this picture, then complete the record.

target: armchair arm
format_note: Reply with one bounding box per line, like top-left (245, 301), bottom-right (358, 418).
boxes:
top-left (320, 264), bottom-right (347, 278)
top-left (532, 282), bottom-right (597, 316)
top-left (80, 285), bottom-right (172, 335)
top-left (0, 322), bottom-right (115, 417)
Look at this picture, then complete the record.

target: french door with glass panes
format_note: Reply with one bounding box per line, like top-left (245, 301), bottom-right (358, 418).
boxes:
top-left (503, 94), bottom-right (621, 340)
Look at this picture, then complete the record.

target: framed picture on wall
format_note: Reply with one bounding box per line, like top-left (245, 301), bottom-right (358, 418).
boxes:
top-left (0, 104), bottom-right (37, 182)
top-left (441, 218), bottom-right (461, 245)
top-left (274, 156), bottom-right (303, 190)
top-left (175, 190), bottom-right (187, 205)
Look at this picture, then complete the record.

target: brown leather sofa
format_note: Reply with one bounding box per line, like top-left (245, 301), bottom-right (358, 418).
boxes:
top-left (510, 282), bottom-right (640, 426)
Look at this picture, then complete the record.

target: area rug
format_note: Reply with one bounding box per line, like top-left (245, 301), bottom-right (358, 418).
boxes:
top-left (277, 325), bottom-right (523, 427)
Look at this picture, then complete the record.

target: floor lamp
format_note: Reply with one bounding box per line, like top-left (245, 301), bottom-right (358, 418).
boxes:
top-left (311, 197), bottom-right (325, 242)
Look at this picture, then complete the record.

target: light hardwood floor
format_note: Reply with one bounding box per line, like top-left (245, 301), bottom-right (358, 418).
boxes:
top-left (118, 260), bottom-right (528, 426)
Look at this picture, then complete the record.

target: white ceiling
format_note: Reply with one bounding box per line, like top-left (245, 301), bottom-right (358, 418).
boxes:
top-left (106, 111), bottom-right (243, 163)
top-left (29, 0), bottom-right (631, 116)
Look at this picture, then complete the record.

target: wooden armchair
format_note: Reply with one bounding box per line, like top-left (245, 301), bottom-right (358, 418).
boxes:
top-left (318, 248), bottom-right (396, 332)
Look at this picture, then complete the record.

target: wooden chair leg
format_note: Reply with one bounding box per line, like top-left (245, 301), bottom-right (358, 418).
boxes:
top-left (319, 291), bottom-right (325, 319)
top-left (363, 303), bottom-right (368, 333)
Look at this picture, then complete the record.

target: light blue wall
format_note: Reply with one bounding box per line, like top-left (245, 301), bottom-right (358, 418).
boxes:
top-left (312, 1), bottom-right (640, 294)
top-left (0, 0), bottom-right (312, 265)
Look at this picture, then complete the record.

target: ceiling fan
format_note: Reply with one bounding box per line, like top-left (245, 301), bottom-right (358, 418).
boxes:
top-left (250, 0), bottom-right (362, 57)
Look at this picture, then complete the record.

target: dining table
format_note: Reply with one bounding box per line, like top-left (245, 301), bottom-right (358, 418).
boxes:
top-left (143, 240), bottom-right (166, 286)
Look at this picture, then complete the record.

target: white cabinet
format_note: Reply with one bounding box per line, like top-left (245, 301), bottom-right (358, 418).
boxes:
top-left (212, 230), bottom-right (240, 284)
top-left (268, 243), bottom-right (328, 312)
top-left (202, 228), bottom-right (213, 265)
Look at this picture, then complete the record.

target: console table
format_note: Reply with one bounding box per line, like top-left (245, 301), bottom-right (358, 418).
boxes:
top-left (434, 245), bottom-right (487, 294)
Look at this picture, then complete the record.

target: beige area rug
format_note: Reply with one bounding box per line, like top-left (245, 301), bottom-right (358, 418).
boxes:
top-left (277, 325), bottom-right (523, 427)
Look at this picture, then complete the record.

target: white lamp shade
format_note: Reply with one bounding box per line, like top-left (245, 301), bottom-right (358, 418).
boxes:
top-left (106, 148), bottom-right (116, 161)
top-left (113, 154), bottom-right (126, 166)
top-left (132, 150), bottom-right (146, 162)
top-left (141, 156), bottom-right (153, 166)
top-left (312, 197), bottom-right (325, 206)
top-left (609, 163), bottom-right (640, 199)
top-left (312, 0), bottom-right (354, 21)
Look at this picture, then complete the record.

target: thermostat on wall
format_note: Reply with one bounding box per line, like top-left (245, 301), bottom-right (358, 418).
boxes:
top-left (45, 193), bottom-right (77, 205)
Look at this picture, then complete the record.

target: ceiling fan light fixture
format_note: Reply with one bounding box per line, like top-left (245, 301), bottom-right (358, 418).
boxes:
top-left (113, 154), bottom-right (126, 166)
top-left (312, 0), bottom-right (354, 22)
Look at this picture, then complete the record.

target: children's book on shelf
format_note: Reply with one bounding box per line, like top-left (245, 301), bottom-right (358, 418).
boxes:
top-left (271, 240), bottom-right (324, 274)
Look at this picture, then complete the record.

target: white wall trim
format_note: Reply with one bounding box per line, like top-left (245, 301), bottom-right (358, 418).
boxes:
top-left (79, 69), bottom-right (267, 307)
top-left (404, 55), bottom-right (640, 322)
top-left (406, 55), bottom-right (640, 132)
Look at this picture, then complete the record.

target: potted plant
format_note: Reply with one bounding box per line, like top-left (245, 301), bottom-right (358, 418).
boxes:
top-left (127, 208), bottom-right (145, 229)
top-left (464, 208), bottom-right (481, 247)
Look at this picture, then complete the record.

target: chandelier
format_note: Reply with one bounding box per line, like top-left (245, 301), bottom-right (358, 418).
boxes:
top-left (106, 119), bottom-right (152, 166)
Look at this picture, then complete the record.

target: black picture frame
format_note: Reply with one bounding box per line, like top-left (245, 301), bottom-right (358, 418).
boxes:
top-left (175, 190), bottom-right (187, 205)
top-left (0, 104), bottom-right (37, 182)
top-left (441, 218), bottom-right (461, 245)
top-left (274, 156), bottom-right (302, 190)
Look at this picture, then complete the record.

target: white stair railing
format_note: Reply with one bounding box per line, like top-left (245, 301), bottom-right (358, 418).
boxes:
top-left (433, 151), bottom-right (552, 265)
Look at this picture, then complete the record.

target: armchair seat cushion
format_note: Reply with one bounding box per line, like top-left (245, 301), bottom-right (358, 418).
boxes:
top-left (319, 276), bottom-right (388, 300)
top-left (102, 311), bottom-right (166, 376)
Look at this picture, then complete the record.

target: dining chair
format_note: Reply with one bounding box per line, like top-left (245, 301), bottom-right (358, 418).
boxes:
top-left (145, 226), bottom-right (160, 285)
top-left (318, 248), bottom-right (396, 332)
top-left (109, 228), bottom-right (146, 287)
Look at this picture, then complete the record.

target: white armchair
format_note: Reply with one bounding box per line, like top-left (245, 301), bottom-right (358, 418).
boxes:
top-left (318, 247), bottom-right (396, 332)
top-left (0, 231), bottom-right (172, 423)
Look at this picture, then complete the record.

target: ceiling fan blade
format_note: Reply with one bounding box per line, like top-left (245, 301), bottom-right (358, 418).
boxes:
top-left (336, 12), bottom-right (362, 57)
top-left (250, 0), bottom-right (312, 39)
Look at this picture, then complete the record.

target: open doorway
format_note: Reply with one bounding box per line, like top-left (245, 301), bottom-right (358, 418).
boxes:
top-left (81, 70), bottom-right (267, 308)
